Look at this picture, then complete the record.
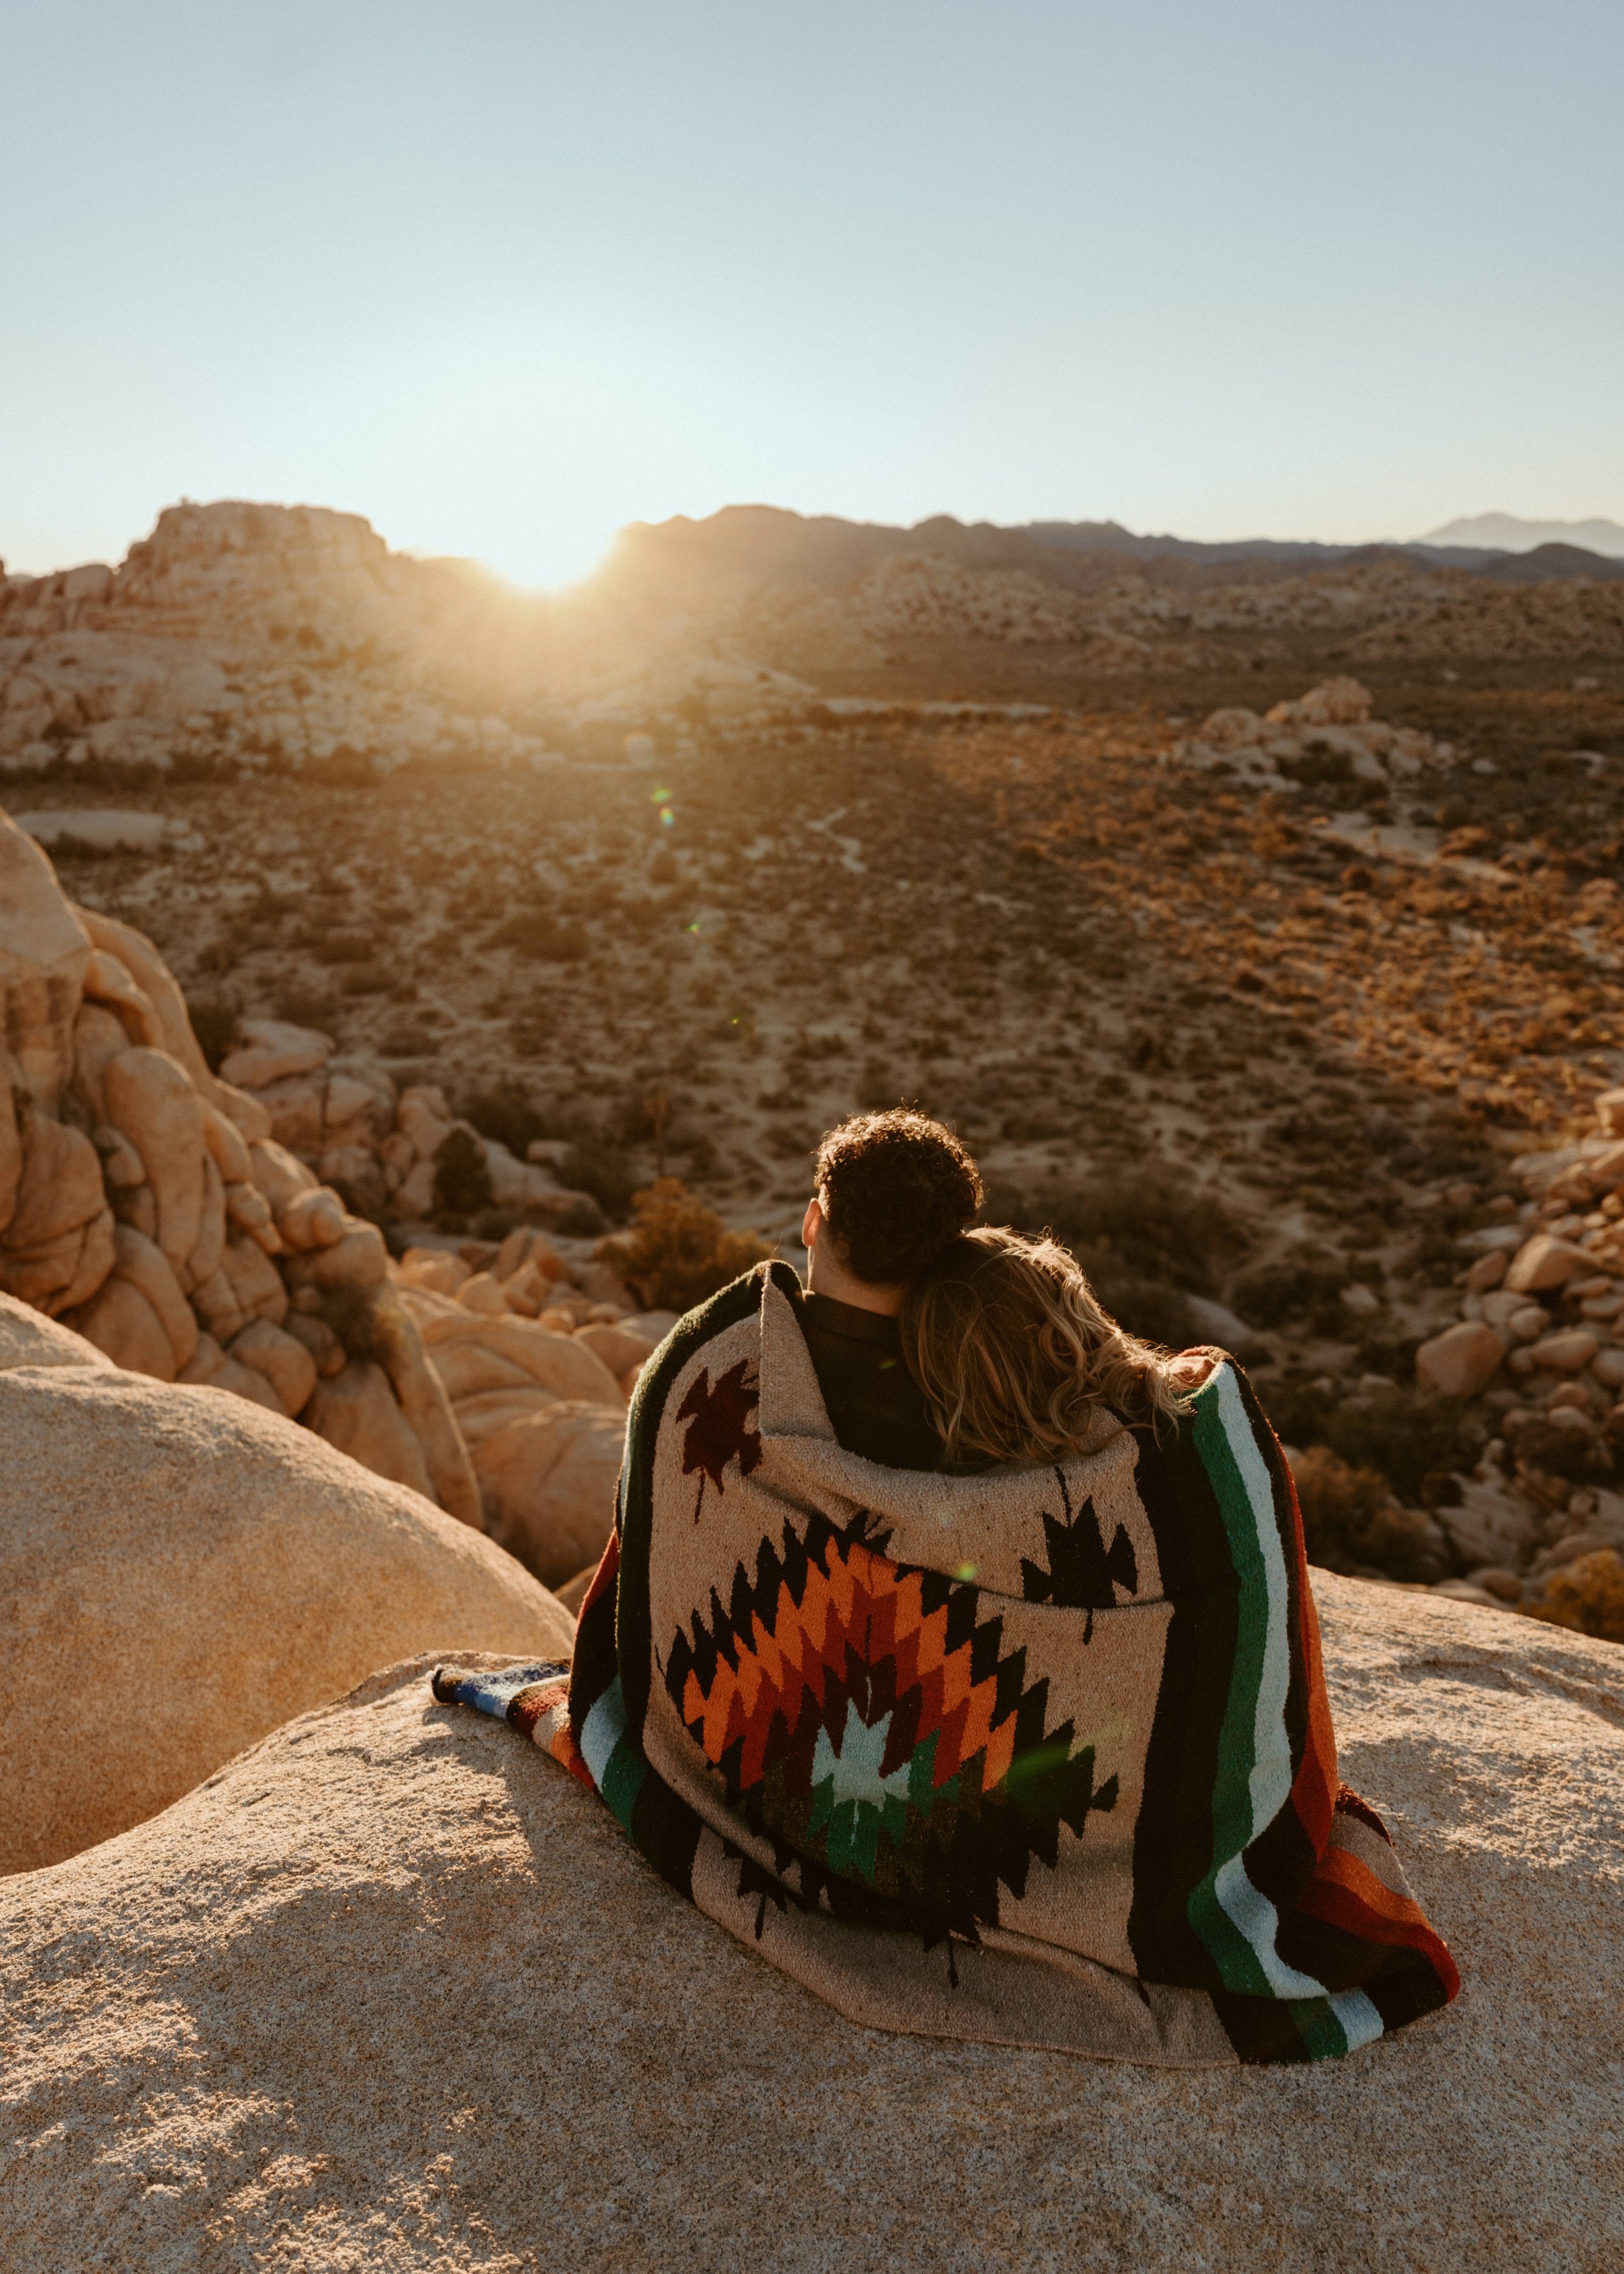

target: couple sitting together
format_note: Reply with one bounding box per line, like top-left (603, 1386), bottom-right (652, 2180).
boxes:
top-left (438, 1111), bottom-right (1457, 2067)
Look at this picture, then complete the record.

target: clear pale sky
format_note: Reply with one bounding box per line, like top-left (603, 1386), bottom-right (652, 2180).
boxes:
top-left (4, 1), bottom-right (1621, 587)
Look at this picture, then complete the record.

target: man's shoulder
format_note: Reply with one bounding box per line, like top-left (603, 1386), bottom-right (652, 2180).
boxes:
top-left (635, 1261), bottom-right (791, 1414)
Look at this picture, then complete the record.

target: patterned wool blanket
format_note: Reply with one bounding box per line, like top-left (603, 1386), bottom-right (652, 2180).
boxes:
top-left (435, 1262), bottom-right (1458, 2067)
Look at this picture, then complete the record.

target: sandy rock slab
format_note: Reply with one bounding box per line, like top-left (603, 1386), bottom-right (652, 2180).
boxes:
top-left (2, 1580), bottom-right (1621, 2273)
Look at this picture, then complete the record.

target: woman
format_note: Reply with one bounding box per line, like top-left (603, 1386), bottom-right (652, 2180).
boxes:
top-left (898, 1224), bottom-right (1209, 1471)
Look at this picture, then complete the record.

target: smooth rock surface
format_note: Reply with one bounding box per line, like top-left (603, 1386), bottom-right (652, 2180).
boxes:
top-left (1504, 1234), bottom-right (1594, 1294)
top-left (472, 1395), bottom-right (626, 1585)
top-left (302, 1358), bottom-right (437, 1501)
top-left (0, 1343), bottom-right (573, 1875)
top-left (1415, 1319), bottom-right (1506, 1398)
top-left (0, 1288), bottom-right (114, 1371)
top-left (1, 1578), bottom-right (1619, 2271)
top-left (420, 1310), bottom-right (624, 1404)
top-left (220, 1017), bottom-right (335, 1091)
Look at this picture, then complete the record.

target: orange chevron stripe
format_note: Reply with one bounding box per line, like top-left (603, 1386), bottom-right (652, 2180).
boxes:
top-left (676, 1530), bottom-right (1032, 1808)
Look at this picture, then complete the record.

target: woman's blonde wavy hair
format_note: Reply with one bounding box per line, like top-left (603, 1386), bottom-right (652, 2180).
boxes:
top-left (898, 1225), bottom-right (1195, 1471)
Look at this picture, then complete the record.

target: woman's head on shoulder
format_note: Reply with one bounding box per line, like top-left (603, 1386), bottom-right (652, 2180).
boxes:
top-left (899, 1223), bottom-right (1206, 1472)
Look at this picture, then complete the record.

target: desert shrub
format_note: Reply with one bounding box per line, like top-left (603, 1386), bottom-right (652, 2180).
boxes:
top-left (321, 1283), bottom-right (401, 1368)
top-left (1268, 1379), bottom-right (1485, 1505)
top-left (491, 909), bottom-right (588, 962)
top-left (608, 1179), bottom-right (770, 1312)
top-left (303, 746), bottom-right (377, 788)
top-left (978, 1172), bottom-right (1228, 1350)
top-left (1003, 1110), bottom-right (1071, 1142)
top-left (563, 1145), bottom-right (637, 1222)
top-left (185, 992), bottom-right (240, 1072)
top-left (273, 980), bottom-right (339, 1027)
top-left (1290, 1446), bottom-right (1442, 1581)
top-left (1030, 1170), bottom-right (1244, 1299)
top-left (1350, 1323), bottom-right (1423, 1381)
top-left (1527, 1550), bottom-right (1624, 1644)
top-left (340, 963), bottom-right (390, 995)
top-left (432, 1127), bottom-right (494, 1220)
top-left (1504, 1410), bottom-right (1614, 1485)
top-left (309, 928), bottom-right (374, 965)
top-left (1087, 1270), bottom-right (1200, 1353)
top-left (379, 1019), bottom-right (437, 1057)
top-left (1231, 1249), bottom-right (1347, 1335)
top-left (462, 1079), bottom-right (546, 1160)
top-left (1280, 742), bottom-right (1355, 791)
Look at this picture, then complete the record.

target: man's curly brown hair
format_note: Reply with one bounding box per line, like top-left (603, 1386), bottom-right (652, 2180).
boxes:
top-left (814, 1110), bottom-right (983, 1286)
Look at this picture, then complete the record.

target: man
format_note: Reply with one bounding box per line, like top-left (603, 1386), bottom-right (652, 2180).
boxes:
top-left (794, 1110), bottom-right (983, 1468)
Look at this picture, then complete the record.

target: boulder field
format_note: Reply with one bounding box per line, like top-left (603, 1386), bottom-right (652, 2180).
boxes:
top-left (0, 806), bottom-right (666, 1591)
top-left (2, 1578), bottom-right (1619, 2271)
top-left (0, 1299), bottom-right (574, 1875)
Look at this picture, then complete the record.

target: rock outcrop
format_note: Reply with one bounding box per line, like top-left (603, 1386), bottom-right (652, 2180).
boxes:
top-left (2, 1575), bottom-right (1618, 2269)
top-left (0, 502), bottom-right (560, 778)
top-left (0, 1308), bottom-right (574, 1875)
top-left (0, 805), bottom-right (670, 1565)
top-left (1169, 677), bottom-right (1460, 793)
top-left (0, 808), bottom-right (493, 1516)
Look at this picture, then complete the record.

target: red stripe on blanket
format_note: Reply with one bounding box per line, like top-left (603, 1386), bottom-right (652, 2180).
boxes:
top-left (1300, 1851), bottom-right (1462, 1997)
top-left (551, 1722), bottom-right (594, 1787)
top-left (580, 1531), bottom-right (620, 1620)
top-left (1277, 1438), bottom-right (1339, 1852)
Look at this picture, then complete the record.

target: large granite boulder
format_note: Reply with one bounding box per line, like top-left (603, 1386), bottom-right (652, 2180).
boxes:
top-left (0, 1329), bottom-right (573, 1876)
top-left (1, 1577), bottom-right (1618, 2268)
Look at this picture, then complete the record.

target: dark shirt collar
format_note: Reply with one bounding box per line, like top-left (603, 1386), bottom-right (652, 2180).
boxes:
top-left (800, 1290), bottom-right (903, 1348)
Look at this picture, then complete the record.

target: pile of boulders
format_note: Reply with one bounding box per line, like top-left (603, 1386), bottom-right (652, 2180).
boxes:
top-left (0, 810), bottom-right (654, 1589)
top-left (1167, 676), bottom-right (1458, 791)
top-left (212, 1017), bottom-right (597, 1226)
top-left (390, 1233), bottom-right (675, 1587)
top-left (1408, 1088), bottom-right (1624, 1613)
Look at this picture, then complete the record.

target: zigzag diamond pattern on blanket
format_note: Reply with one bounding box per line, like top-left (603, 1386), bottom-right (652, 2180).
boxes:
top-left (665, 1511), bottom-right (1119, 1925)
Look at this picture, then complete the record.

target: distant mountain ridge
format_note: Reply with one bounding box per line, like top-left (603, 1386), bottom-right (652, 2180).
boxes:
top-left (607, 504), bottom-right (1506, 604)
top-left (1420, 511), bottom-right (1624, 558)
top-left (608, 505), bottom-right (1624, 598)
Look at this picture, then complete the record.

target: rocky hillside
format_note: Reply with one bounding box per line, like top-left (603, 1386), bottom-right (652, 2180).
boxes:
top-left (7, 498), bottom-right (1624, 786)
